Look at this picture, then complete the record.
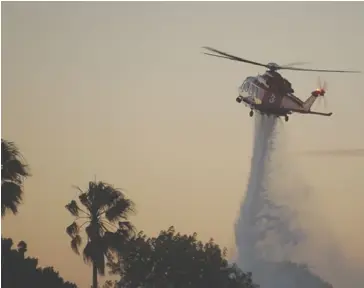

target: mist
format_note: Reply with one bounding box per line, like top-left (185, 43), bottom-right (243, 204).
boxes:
top-left (234, 113), bottom-right (364, 288)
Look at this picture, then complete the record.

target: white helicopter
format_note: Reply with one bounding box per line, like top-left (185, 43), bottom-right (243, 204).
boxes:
top-left (203, 47), bottom-right (361, 122)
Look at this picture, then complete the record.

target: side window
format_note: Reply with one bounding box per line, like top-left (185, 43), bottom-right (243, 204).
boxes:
top-left (243, 81), bottom-right (250, 92)
top-left (250, 84), bottom-right (258, 98)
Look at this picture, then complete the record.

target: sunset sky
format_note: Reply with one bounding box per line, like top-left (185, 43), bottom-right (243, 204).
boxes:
top-left (2, 2), bottom-right (364, 287)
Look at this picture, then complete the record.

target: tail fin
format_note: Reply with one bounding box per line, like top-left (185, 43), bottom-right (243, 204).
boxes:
top-left (303, 94), bottom-right (318, 111)
top-left (304, 79), bottom-right (327, 111)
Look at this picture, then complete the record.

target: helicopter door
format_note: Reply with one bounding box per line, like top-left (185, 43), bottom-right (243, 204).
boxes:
top-left (255, 85), bottom-right (265, 103)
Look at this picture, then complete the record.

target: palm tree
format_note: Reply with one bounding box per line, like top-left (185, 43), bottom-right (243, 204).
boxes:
top-left (65, 181), bottom-right (135, 288)
top-left (1, 139), bottom-right (30, 217)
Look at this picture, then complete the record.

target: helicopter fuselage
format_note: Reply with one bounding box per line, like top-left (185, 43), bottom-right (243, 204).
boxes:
top-left (236, 73), bottom-right (332, 121)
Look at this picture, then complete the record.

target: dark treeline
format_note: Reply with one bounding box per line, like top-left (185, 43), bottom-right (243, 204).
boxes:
top-left (2, 237), bottom-right (78, 288)
top-left (64, 171), bottom-right (257, 288)
top-left (107, 227), bottom-right (257, 288)
top-left (1, 138), bottom-right (333, 288)
top-left (1, 138), bottom-right (257, 288)
top-left (1, 139), bottom-right (78, 287)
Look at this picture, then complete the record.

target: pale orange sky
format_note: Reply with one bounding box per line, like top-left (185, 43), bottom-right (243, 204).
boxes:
top-left (2, 2), bottom-right (364, 287)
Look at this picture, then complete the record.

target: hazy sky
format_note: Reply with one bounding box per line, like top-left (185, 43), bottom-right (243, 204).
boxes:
top-left (2, 2), bottom-right (364, 287)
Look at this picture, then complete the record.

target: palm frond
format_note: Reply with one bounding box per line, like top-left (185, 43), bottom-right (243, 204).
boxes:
top-left (1, 181), bottom-right (23, 216)
top-left (105, 198), bottom-right (135, 223)
top-left (102, 222), bottom-right (135, 252)
top-left (92, 181), bottom-right (120, 213)
top-left (65, 200), bottom-right (81, 217)
top-left (79, 192), bottom-right (92, 212)
top-left (118, 221), bottom-right (136, 237)
top-left (72, 185), bottom-right (84, 195)
top-left (2, 159), bottom-right (30, 183)
top-left (66, 222), bottom-right (79, 238)
top-left (1, 139), bottom-right (20, 163)
top-left (100, 221), bottom-right (118, 232)
top-left (83, 241), bottom-right (93, 264)
top-left (71, 235), bottom-right (82, 255)
top-left (1, 139), bottom-right (29, 217)
top-left (1, 139), bottom-right (30, 181)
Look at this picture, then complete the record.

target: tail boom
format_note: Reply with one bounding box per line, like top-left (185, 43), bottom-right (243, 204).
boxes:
top-left (289, 107), bottom-right (333, 116)
top-left (303, 94), bottom-right (318, 111)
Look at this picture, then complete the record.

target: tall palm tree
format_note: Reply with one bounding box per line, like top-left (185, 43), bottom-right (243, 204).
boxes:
top-left (1, 139), bottom-right (30, 217)
top-left (65, 181), bottom-right (135, 288)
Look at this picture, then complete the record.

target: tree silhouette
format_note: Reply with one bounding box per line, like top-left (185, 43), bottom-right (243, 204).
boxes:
top-left (65, 181), bottom-right (136, 288)
top-left (1, 237), bottom-right (78, 288)
top-left (108, 226), bottom-right (258, 288)
top-left (17, 240), bottom-right (27, 258)
top-left (102, 280), bottom-right (117, 288)
top-left (1, 139), bottom-right (30, 217)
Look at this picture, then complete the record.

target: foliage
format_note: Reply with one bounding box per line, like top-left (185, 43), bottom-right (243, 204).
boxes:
top-left (108, 226), bottom-right (259, 288)
top-left (65, 181), bottom-right (136, 288)
top-left (102, 280), bottom-right (118, 288)
top-left (1, 138), bottom-right (30, 217)
top-left (1, 237), bottom-right (78, 288)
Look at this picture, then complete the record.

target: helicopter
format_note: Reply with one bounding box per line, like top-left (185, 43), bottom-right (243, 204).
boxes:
top-left (203, 46), bottom-right (361, 122)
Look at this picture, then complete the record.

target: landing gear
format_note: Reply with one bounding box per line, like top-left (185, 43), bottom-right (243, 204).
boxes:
top-left (285, 115), bottom-right (289, 122)
top-left (236, 96), bottom-right (243, 103)
top-left (249, 110), bottom-right (254, 117)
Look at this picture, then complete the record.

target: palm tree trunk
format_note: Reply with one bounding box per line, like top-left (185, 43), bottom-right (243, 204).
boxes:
top-left (92, 263), bottom-right (98, 288)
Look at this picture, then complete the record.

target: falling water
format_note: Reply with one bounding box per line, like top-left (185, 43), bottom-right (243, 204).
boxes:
top-left (234, 114), bottom-right (332, 288)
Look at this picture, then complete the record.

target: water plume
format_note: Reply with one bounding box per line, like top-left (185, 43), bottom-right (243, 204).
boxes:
top-left (234, 114), bottom-right (332, 288)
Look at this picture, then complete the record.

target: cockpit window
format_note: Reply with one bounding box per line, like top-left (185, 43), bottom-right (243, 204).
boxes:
top-left (240, 78), bottom-right (265, 99)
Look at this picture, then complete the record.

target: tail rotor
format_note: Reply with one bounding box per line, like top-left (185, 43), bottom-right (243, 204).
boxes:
top-left (314, 76), bottom-right (328, 110)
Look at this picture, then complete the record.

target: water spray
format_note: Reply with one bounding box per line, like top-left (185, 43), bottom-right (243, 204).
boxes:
top-left (234, 114), bottom-right (333, 288)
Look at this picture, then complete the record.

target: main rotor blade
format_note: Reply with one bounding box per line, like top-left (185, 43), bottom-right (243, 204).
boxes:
top-left (280, 66), bottom-right (361, 73)
top-left (281, 62), bottom-right (310, 67)
top-left (203, 52), bottom-right (238, 61)
top-left (202, 46), bottom-right (268, 68)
